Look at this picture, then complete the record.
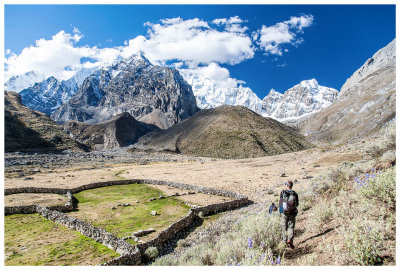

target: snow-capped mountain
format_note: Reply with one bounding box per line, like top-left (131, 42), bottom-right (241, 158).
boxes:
top-left (180, 71), bottom-right (338, 121)
top-left (181, 71), bottom-right (264, 115)
top-left (18, 67), bottom-right (98, 115)
top-left (262, 79), bottom-right (339, 120)
top-left (5, 71), bottom-right (46, 93)
top-left (51, 53), bottom-right (199, 129)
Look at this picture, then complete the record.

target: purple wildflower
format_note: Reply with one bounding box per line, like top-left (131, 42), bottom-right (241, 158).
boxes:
top-left (248, 237), bottom-right (253, 249)
top-left (276, 256), bottom-right (281, 264)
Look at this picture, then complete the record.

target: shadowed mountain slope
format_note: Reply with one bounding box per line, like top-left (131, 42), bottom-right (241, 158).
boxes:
top-left (5, 91), bottom-right (88, 153)
top-left (63, 112), bottom-right (160, 150)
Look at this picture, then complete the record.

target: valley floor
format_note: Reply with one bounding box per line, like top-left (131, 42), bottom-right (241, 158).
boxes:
top-left (4, 146), bottom-right (361, 203)
top-left (4, 131), bottom-right (395, 266)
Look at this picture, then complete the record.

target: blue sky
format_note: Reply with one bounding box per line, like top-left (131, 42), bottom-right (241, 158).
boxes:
top-left (4, 4), bottom-right (396, 98)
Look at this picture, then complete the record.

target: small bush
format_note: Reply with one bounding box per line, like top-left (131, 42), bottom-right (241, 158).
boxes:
top-left (379, 150), bottom-right (396, 164)
top-left (308, 199), bottom-right (333, 233)
top-left (342, 218), bottom-right (384, 265)
top-left (145, 246), bottom-right (159, 259)
top-left (356, 166), bottom-right (396, 208)
top-left (177, 239), bottom-right (188, 248)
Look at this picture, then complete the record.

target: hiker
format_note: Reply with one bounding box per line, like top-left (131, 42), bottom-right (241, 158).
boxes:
top-left (269, 202), bottom-right (277, 214)
top-left (279, 180), bottom-right (299, 249)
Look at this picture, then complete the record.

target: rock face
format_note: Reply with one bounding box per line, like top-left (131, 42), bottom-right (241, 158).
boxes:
top-left (63, 112), bottom-right (160, 150)
top-left (291, 39), bottom-right (396, 144)
top-left (135, 105), bottom-right (313, 159)
top-left (4, 91), bottom-right (87, 153)
top-left (18, 67), bottom-right (97, 115)
top-left (51, 53), bottom-right (199, 129)
top-left (262, 79), bottom-right (339, 120)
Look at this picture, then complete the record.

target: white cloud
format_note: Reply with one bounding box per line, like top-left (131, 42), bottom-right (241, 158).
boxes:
top-left (5, 30), bottom-right (90, 80)
top-left (5, 15), bottom-right (314, 86)
top-left (121, 17), bottom-right (254, 66)
top-left (5, 29), bottom-right (123, 80)
top-left (179, 62), bottom-right (244, 89)
top-left (255, 14), bottom-right (313, 55)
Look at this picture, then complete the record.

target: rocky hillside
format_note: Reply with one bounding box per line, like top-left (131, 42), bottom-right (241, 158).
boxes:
top-left (4, 91), bottom-right (88, 153)
top-left (135, 105), bottom-right (313, 159)
top-left (63, 112), bottom-right (159, 150)
top-left (289, 39), bottom-right (396, 144)
top-left (51, 53), bottom-right (199, 129)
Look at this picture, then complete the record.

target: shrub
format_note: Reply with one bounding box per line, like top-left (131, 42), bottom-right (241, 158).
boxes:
top-left (145, 246), bottom-right (159, 259)
top-left (153, 207), bottom-right (285, 266)
top-left (177, 239), bottom-right (188, 248)
top-left (356, 166), bottom-right (396, 209)
top-left (308, 199), bottom-right (333, 233)
top-left (342, 218), bottom-right (384, 265)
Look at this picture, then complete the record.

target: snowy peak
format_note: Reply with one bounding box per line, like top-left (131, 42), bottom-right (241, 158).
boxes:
top-left (18, 67), bottom-right (98, 115)
top-left (5, 71), bottom-right (46, 93)
top-left (262, 79), bottom-right (339, 120)
top-left (180, 71), bottom-right (264, 115)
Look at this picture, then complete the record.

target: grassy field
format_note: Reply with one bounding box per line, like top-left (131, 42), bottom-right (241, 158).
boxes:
top-left (5, 184), bottom-right (191, 265)
top-left (4, 214), bottom-right (120, 266)
top-left (69, 183), bottom-right (190, 244)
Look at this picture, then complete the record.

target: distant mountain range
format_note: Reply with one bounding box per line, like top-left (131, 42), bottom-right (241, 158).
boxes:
top-left (4, 39), bottom-right (396, 155)
top-left (6, 54), bottom-right (339, 123)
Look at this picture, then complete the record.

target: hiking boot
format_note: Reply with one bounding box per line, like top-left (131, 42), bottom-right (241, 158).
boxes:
top-left (287, 240), bottom-right (295, 249)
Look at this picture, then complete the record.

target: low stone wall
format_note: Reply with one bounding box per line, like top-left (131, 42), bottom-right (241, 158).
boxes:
top-left (4, 205), bottom-right (37, 215)
top-left (5, 179), bottom-right (246, 199)
top-left (4, 192), bottom-right (76, 216)
top-left (36, 206), bottom-right (138, 259)
top-left (4, 179), bottom-right (251, 265)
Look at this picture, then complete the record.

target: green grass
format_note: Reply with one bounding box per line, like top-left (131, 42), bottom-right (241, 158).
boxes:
top-left (4, 214), bottom-right (119, 266)
top-left (71, 184), bottom-right (190, 239)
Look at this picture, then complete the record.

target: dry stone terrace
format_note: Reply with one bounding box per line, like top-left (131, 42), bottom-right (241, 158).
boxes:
top-left (4, 179), bottom-right (251, 265)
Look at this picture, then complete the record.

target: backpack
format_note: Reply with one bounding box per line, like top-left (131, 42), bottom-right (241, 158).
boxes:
top-left (279, 190), bottom-right (297, 214)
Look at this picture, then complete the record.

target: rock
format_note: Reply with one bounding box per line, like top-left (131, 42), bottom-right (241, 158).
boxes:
top-left (279, 173), bottom-right (286, 177)
top-left (303, 175), bottom-right (314, 179)
top-left (24, 177), bottom-right (34, 181)
top-left (32, 168), bottom-right (40, 172)
top-left (111, 206), bottom-right (116, 210)
top-left (150, 211), bottom-right (158, 216)
top-left (149, 198), bottom-right (156, 201)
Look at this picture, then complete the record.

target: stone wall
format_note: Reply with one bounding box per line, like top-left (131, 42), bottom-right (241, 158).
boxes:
top-left (5, 179), bottom-right (246, 199)
top-left (4, 192), bottom-right (75, 216)
top-left (35, 206), bottom-right (138, 259)
top-left (5, 179), bottom-right (251, 265)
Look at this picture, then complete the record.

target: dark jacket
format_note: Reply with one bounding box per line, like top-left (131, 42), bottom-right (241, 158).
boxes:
top-left (279, 189), bottom-right (299, 215)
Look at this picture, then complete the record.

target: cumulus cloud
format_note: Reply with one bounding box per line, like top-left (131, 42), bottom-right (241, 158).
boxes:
top-left (4, 29), bottom-right (122, 80)
top-left (120, 16), bottom-right (254, 66)
top-left (179, 62), bottom-right (244, 89)
top-left (255, 14), bottom-right (314, 55)
top-left (5, 14), bottom-right (314, 87)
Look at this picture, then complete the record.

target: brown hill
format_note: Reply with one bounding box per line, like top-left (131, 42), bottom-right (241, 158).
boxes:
top-left (135, 105), bottom-right (313, 159)
top-left (5, 91), bottom-right (88, 153)
top-left (63, 112), bottom-right (159, 150)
